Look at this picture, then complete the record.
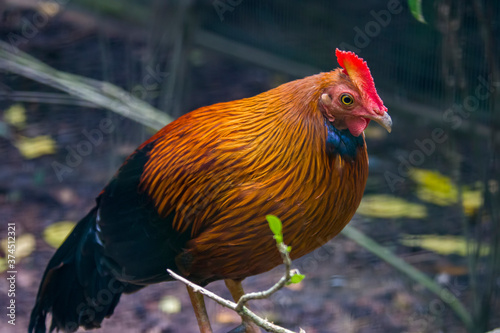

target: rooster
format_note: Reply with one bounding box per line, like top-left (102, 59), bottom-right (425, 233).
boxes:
top-left (29, 49), bottom-right (391, 333)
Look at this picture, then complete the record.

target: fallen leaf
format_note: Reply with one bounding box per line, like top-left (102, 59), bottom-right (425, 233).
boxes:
top-left (462, 188), bottom-right (483, 216)
top-left (0, 233), bottom-right (36, 273)
top-left (43, 221), bottom-right (76, 248)
top-left (158, 295), bottom-right (181, 314)
top-left (411, 169), bottom-right (483, 216)
top-left (1, 233), bottom-right (36, 259)
top-left (15, 135), bottom-right (57, 159)
top-left (410, 169), bottom-right (458, 206)
top-left (357, 194), bottom-right (427, 219)
top-left (3, 104), bottom-right (26, 129)
top-left (17, 234), bottom-right (36, 258)
top-left (400, 234), bottom-right (489, 256)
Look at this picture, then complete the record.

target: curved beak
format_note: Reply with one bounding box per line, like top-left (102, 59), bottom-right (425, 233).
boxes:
top-left (368, 112), bottom-right (392, 133)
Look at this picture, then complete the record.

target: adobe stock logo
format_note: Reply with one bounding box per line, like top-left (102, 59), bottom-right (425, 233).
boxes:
top-left (51, 118), bottom-right (114, 182)
top-left (339, 0), bottom-right (403, 53)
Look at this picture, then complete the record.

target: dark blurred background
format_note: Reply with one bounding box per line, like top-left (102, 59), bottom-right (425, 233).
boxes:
top-left (0, 0), bottom-right (499, 332)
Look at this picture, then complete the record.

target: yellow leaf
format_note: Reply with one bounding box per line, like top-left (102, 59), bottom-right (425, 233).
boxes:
top-left (0, 233), bottom-right (36, 272)
top-left (15, 135), bottom-right (57, 159)
top-left (43, 221), bottom-right (76, 248)
top-left (357, 194), bottom-right (427, 219)
top-left (462, 188), bottom-right (483, 217)
top-left (3, 104), bottom-right (26, 129)
top-left (410, 169), bottom-right (458, 206)
top-left (411, 169), bottom-right (484, 215)
top-left (400, 234), bottom-right (490, 256)
top-left (158, 295), bottom-right (181, 314)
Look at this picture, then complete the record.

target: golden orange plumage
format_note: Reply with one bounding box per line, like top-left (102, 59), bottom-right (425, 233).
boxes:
top-left (139, 70), bottom-right (369, 281)
top-left (30, 50), bottom-right (391, 333)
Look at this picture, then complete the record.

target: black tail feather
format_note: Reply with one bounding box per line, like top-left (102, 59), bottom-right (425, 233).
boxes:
top-left (29, 208), bottom-right (132, 333)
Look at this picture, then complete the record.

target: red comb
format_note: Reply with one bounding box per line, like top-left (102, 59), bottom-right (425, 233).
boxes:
top-left (335, 49), bottom-right (387, 112)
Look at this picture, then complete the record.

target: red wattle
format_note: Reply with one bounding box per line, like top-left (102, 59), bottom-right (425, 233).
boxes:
top-left (346, 117), bottom-right (369, 137)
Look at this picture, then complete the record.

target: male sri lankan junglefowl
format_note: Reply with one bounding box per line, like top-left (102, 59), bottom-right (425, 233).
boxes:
top-left (29, 49), bottom-right (392, 333)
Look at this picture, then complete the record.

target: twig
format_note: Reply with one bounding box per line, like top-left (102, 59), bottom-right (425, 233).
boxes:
top-left (167, 240), bottom-right (304, 333)
top-left (167, 270), bottom-right (299, 333)
top-left (235, 243), bottom-right (294, 312)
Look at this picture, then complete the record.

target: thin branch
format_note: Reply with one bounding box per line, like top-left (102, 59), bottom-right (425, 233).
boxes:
top-left (235, 243), bottom-right (294, 312)
top-left (167, 239), bottom-right (305, 333)
top-left (167, 270), bottom-right (238, 311)
top-left (167, 269), bottom-right (299, 333)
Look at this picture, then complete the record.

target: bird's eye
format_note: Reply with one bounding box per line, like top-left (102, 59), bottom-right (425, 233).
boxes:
top-left (340, 93), bottom-right (354, 106)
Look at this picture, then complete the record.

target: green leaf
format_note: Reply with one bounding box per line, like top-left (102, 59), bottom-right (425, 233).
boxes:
top-left (289, 274), bottom-right (305, 284)
top-left (286, 246), bottom-right (292, 253)
top-left (408, 0), bottom-right (426, 24)
top-left (266, 215), bottom-right (282, 238)
top-left (273, 234), bottom-right (283, 244)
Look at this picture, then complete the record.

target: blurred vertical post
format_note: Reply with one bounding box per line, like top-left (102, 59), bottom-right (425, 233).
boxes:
top-left (146, 0), bottom-right (195, 118)
top-left (472, 0), bottom-right (500, 330)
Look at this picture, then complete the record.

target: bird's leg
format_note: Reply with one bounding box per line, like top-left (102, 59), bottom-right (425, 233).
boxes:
top-left (187, 285), bottom-right (213, 333)
top-left (224, 279), bottom-right (261, 333)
